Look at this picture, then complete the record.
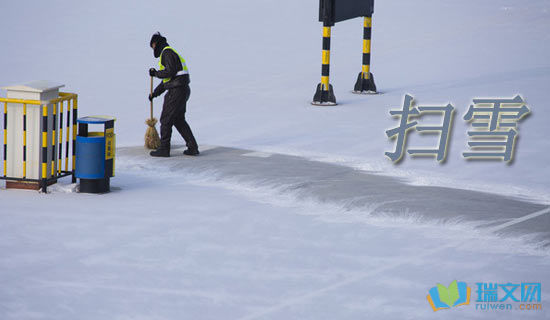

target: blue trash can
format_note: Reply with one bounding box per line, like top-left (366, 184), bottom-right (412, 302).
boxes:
top-left (75, 116), bottom-right (116, 193)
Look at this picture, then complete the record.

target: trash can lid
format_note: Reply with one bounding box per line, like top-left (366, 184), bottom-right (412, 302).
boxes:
top-left (77, 116), bottom-right (116, 124)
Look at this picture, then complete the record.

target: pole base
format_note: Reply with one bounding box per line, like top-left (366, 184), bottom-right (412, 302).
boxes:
top-left (79, 177), bottom-right (110, 194)
top-left (353, 72), bottom-right (377, 94)
top-left (312, 83), bottom-right (337, 106)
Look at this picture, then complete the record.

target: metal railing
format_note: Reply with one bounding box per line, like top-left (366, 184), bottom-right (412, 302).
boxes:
top-left (0, 92), bottom-right (78, 192)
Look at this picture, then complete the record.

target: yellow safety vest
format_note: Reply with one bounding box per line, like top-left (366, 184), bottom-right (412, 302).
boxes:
top-left (158, 46), bottom-right (189, 83)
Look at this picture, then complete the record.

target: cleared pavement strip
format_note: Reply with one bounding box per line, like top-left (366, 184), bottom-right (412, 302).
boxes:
top-left (118, 145), bottom-right (550, 243)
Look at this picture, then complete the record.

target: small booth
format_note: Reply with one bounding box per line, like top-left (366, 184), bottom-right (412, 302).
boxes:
top-left (0, 81), bottom-right (77, 191)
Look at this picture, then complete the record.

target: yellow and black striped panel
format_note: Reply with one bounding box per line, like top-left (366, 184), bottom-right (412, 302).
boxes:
top-left (51, 103), bottom-right (56, 177)
top-left (23, 104), bottom-right (27, 178)
top-left (362, 16), bottom-right (372, 79)
top-left (42, 105), bottom-right (48, 180)
top-left (321, 26), bottom-right (331, 91)
top-left (58, 101), bottom-right (63, 174)
top-left (72, 98), bottom-right (77, 173)
top-left (65, 99), bottom-right (71, 172)
top-left (3, 102), bottom-right (7, 177)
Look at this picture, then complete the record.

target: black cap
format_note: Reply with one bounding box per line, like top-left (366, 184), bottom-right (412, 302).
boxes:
top-left (150, 32), bottom-right (166, 48)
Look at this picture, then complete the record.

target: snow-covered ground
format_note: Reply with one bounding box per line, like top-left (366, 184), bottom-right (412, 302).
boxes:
top-left (1, 0), bottom-right (550, 319)
top-left (1, 152), bottom-right (549, 319)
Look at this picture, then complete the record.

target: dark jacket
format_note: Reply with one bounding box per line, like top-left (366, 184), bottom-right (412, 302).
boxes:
top-left (152, 43), bottom-right (190, 98)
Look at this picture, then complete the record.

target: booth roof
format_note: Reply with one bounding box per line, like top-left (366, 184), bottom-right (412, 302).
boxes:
top-left (1, 80), bottom-right (65, 93)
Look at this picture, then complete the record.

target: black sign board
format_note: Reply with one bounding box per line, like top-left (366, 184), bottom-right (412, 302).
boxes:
top-left (319, 0), bottom-right (374, 26)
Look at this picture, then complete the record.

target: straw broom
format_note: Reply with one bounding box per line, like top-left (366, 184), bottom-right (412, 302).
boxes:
top-left (145, 75), bottom-right (161, 149)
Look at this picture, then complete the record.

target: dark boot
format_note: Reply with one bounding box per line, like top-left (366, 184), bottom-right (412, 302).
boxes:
top-left (150, 148), bottom-right (170, 157)
top-left (183, 148), bottom-right (199, 156)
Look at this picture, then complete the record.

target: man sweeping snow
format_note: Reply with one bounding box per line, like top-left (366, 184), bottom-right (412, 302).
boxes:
top-left (148, 32), bottom-right (199, 157)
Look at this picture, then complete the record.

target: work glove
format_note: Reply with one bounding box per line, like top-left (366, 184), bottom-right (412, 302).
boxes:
top-left (149, 68), bottom-right (157, 77)
top-left (149, 86), bottom-right (163, 101)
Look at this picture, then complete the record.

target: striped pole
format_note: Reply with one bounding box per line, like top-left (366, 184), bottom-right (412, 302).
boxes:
top-left (65, 99), bottom-right (70, 172)
top-left (51, 102), bottom-right (56, 177)
top-left (353, 16), bottom-right (377, 94)
top-left (3, 102), bottom-right (7, 177)
top-left (22, 103), bottom-right (27, 179)
top-left (72, 97), bottom-right (77, 183)
top-left (41, 104), bottom-right (48, 192)
top-left (321, 26), bottom-right (331, 92)
top-left (58, 101), bottom-right (63, 174)
top-left (362, 17), bottom-right (371, 78)
top-left (312, 23), bottom-right (336, 105)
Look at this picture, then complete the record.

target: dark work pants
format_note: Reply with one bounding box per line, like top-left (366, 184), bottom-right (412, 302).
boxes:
top-left (159, 84), bottom-right (198, 150)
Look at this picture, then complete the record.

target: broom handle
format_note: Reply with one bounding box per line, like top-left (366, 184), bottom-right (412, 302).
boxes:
top-left (150, 76), bottom-right (154, 120)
